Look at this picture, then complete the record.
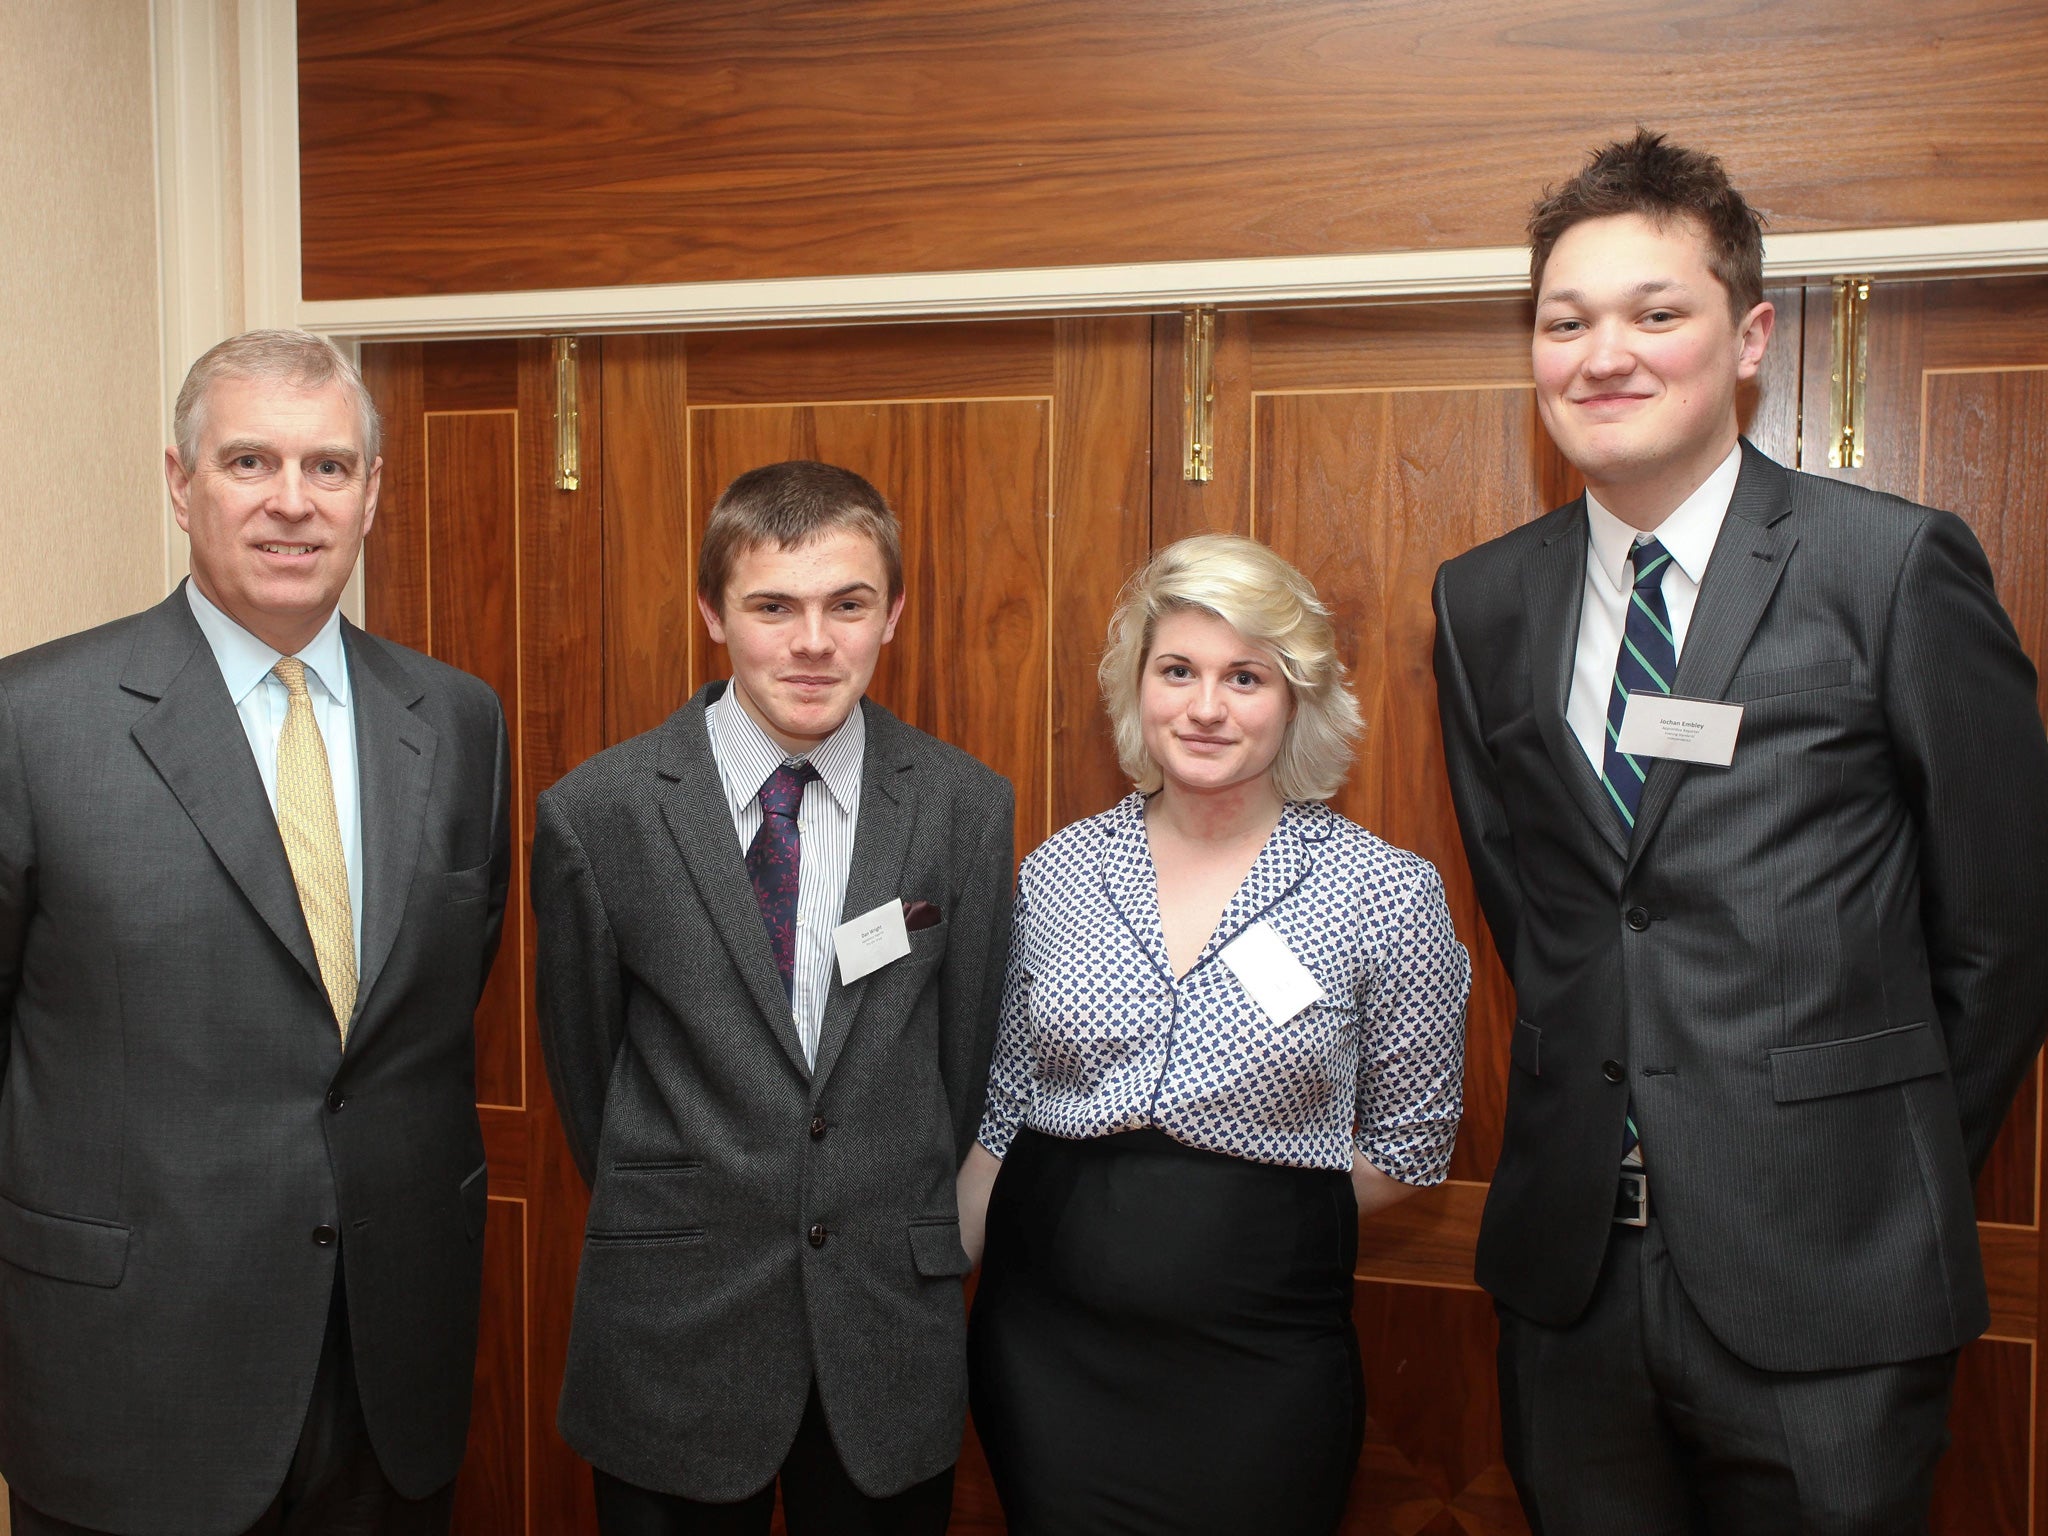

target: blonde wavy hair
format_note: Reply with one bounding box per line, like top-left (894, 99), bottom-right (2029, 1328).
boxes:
top-left (1098, 535), bottom-right (1362, 801)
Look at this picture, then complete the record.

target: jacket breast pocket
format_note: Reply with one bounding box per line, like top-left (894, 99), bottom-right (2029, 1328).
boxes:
top-left (1769, 1021), bottom-right (1947, 1103)
top-left (1727, 658), bottom-right (1852, 703)
top-left (0, 1191), bottom-right (130, 1288)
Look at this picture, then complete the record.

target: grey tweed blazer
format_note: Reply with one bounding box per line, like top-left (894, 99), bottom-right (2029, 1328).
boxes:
top-left (1434, 441), bottom-right (2048, 1373)
top-left (533, 682), bottom-right (1015, 1501)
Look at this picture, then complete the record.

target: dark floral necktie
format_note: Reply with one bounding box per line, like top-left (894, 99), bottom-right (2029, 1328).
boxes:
top-left (746, 762), bottom-right (818, 1000)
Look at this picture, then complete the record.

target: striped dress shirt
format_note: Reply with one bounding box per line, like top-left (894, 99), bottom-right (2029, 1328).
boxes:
top-left (706, 683), bottom-right (863, 1067)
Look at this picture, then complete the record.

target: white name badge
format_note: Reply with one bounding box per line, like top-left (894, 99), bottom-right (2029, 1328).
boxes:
top-left (1615, 692), bottom-right (1744, 767)
top-left (834, 899), bottom-right (912, 985)
top-left (1218, 920), bottom-right (1327, 1026)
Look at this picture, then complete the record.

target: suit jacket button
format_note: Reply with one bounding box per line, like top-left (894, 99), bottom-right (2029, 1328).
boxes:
top-left (326, 1090), bottom-right (346, 1113)
top-left (808, 1223), bottom-right (827, 1248)
top-left (312, 1225), bottom-right (338, 1247)
top-left (1625, 906), bottom-right (1651, 931)
top-left (809, 1116), bottom-right (827, 1140)
top-left (1602, 1060), bottom-right (1626, 1083)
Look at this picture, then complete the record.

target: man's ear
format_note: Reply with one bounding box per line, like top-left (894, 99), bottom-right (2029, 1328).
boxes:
top-left (360, 455), bottom-right (383, 538)
top-left (165, 447), bottom-right (194, 532)
top-left (1735, 300), bottom-right (1776, 382)
top-left (697, 589), bottom-right (729, 645)
top-left (880, 586), bottom-right (907, 645)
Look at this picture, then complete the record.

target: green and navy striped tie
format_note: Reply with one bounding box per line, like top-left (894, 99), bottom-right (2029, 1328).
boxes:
top-left (1601, 537), bottom-right (1678, 831)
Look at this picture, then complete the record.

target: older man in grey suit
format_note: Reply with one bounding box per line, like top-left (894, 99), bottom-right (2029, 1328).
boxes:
top-left (1434, 132), bottom-right (2048, 1534)
top-left (534, 459), bottom-right (1014, 1536)
top-left (0, 331), bottom-right (510, 1534)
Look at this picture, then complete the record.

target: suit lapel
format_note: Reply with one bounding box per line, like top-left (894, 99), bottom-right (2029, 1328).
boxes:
top-left (1525, 504), bottom-right (1630, 860)
top-left (346, 627), bottom-right (438, 1031)
top-left (124, 591), bottom-right (323, 992)
top-left (810, 701), bottom-right (917, 1096)
top-left (656, 691), bottom-right (813, 1080)
top-left (1626, 445), bottom-right (1795, 873)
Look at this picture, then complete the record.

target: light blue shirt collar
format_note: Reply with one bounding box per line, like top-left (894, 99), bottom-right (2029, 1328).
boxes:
top-left (185, 580), bottom-right (351, 707)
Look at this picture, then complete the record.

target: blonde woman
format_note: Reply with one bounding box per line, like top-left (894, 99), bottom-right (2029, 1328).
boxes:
top-left (960, 535), bottom-right (1470, 1536)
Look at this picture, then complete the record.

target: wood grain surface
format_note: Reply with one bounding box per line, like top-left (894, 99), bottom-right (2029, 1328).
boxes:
top-left (300, 0), bottom-right (2048, 300)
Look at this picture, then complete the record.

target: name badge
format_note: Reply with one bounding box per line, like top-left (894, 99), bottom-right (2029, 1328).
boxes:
top-left (834, 899), bottom-right (912, 985)
top-left (1218, 920), bottom-right (1327, 1026)
top-left (1615, 693), bottom-right (1743, 767)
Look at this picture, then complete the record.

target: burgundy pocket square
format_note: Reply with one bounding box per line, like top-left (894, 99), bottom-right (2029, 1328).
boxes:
top-left (901, 899), bottom-right (942, 932)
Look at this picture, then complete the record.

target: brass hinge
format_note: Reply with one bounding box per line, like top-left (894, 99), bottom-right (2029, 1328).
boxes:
top-left (1181, 306), bottom-right (1216, 483)
top-left (1827, 277), bottom-right (1871, 470)
top-left (553, 336), bottom-right (582, 491)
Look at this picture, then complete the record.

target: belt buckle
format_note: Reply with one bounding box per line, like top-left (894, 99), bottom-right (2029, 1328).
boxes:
top-left (1614, 1170), bottom-right (1648, 1227)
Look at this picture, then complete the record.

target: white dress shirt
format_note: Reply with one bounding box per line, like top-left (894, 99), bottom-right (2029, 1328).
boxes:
top-left (1565, 444), bottom-right (1742, 772)
top-left (705, 682), bottom-right (864, 1069)
top-left (184, 580), bottom-right (364, 967)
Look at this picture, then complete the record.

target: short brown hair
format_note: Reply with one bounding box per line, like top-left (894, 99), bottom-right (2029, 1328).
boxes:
top-left (174, 329), bottom-right (381, 467)
top-left (1528, 129), bottom-right (1766, 321)
top-left (697, 461), bottom-right (904, 610)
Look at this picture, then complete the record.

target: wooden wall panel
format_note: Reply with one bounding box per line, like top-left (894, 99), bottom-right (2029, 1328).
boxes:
top-left (1255, 383), bottom-right (1550, 1180)
top-left (426, 410), bottom-right (524, 1109)
top-left (299, 0), bottom-right (2048, 301)
top-left (454, 1196), bottom-right (528, 1534)
top-left (600, 332), bottom-right (693, 747)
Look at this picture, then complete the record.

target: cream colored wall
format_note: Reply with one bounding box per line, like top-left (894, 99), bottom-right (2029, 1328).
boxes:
top-left (0, 1), bottom-right (167, 659)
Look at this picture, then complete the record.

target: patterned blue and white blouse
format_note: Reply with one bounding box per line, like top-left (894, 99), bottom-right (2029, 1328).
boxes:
top-left (978, 793), bottom-right (1471, 1179)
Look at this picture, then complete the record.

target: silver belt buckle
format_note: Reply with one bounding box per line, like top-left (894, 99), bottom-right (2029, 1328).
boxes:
top-left (1614, 1170), bottom-right (1648, 1227)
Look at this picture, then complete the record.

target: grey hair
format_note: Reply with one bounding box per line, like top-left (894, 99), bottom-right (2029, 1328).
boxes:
top-left (1098, 534), bottom-right (1364, 802)
top-left (173, 330), bottom-right (381, 467)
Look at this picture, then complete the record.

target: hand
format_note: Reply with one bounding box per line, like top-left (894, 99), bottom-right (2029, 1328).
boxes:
top-left (956, 1143), bottom-right (1003, 1268)
top-left (1350, 1153), bottom-right (1418, 1219)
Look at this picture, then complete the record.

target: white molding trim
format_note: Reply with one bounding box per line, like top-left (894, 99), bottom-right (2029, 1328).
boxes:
top-left (152, 0), bottom-right (237, 590)
top-left (240, 0), bottom-right (301, 333)
top-left (294, 219), bottom-right (2048, 341)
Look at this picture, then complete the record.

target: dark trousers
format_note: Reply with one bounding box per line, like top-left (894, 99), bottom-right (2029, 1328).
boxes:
top-left (11, 1260), bottom-right (454, 1536)
top-left (1496, 1216), bottom-right (1958, 1536)
top-left (591, 1387), bottom-right (954, 1536)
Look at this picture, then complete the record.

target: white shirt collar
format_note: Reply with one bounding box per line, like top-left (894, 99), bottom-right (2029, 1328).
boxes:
top-left (708, 681), bottom-right (866, 815)
top-left (1584, 443), bottom-right (1742, 594)
top-left (185, 580), bottom-right (350, 708)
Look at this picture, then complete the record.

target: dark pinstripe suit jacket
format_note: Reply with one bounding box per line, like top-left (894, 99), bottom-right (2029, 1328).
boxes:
top-left (1433, 441), bottom-right (2048, 1372)
top-left (533, 682), bottom-right (1015, 1502)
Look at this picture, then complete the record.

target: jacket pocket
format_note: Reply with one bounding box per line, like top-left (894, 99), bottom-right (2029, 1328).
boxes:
top-left (1769, 1021), bottom-right (1947, 1103)
top-left (907, 1216), bottom-right (971, 1278)
top-left (1510, 1018), bottom-right (1542, 1077)
top-left (1727, 658), bottom-right (1852, 702)
top-left (584, 1228), bottom-right (707, 1248)
top-left (460, 1161), bottom-right (489, 1240)
top-left (445, 861), bottom-right (492, 906)
top-left (0, 1191), bottom-right (130, 1287)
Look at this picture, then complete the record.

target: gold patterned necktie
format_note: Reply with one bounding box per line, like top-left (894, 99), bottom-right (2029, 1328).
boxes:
top-left (272, 656), bottom-right (357, 1041)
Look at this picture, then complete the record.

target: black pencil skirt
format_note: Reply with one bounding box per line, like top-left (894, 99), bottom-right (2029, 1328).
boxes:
top-left (968, 1127), bottom-right (1365, 1536)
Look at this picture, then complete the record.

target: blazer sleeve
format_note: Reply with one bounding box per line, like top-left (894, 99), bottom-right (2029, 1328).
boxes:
top-left (0, 679), bottom-right (29, 1089)
top-left (532, 790), bottom-right (625, 1186)
top-left (1432, 564), bottom-right (1522, 976)
top-left (938, 779), bottom-right (1017, 1163)
top-left (1883, 508), bottom-right (2048, 1173)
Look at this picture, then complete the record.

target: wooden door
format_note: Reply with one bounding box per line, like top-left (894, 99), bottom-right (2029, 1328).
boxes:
top-left (1795, 273), bottom-right (2048, 1536)
top-left (362, 283), bottom-right (2048, 1535)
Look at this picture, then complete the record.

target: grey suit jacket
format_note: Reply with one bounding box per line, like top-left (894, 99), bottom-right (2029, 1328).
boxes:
top-left (0, 586), bottom-right (510, 1535)
top-left (533, 682), bottom-right (1015, 1501)
top-left (1434, 442), bottom-right (2048, 1373)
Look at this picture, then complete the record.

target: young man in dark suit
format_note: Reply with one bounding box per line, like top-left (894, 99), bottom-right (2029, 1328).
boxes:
top-left (1433, 131), bottom-right (2048, 1532)
top-left (534, 460), bottom-right (1015, 1536)
top-left (0, 330), bottom-right (510, 1535)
